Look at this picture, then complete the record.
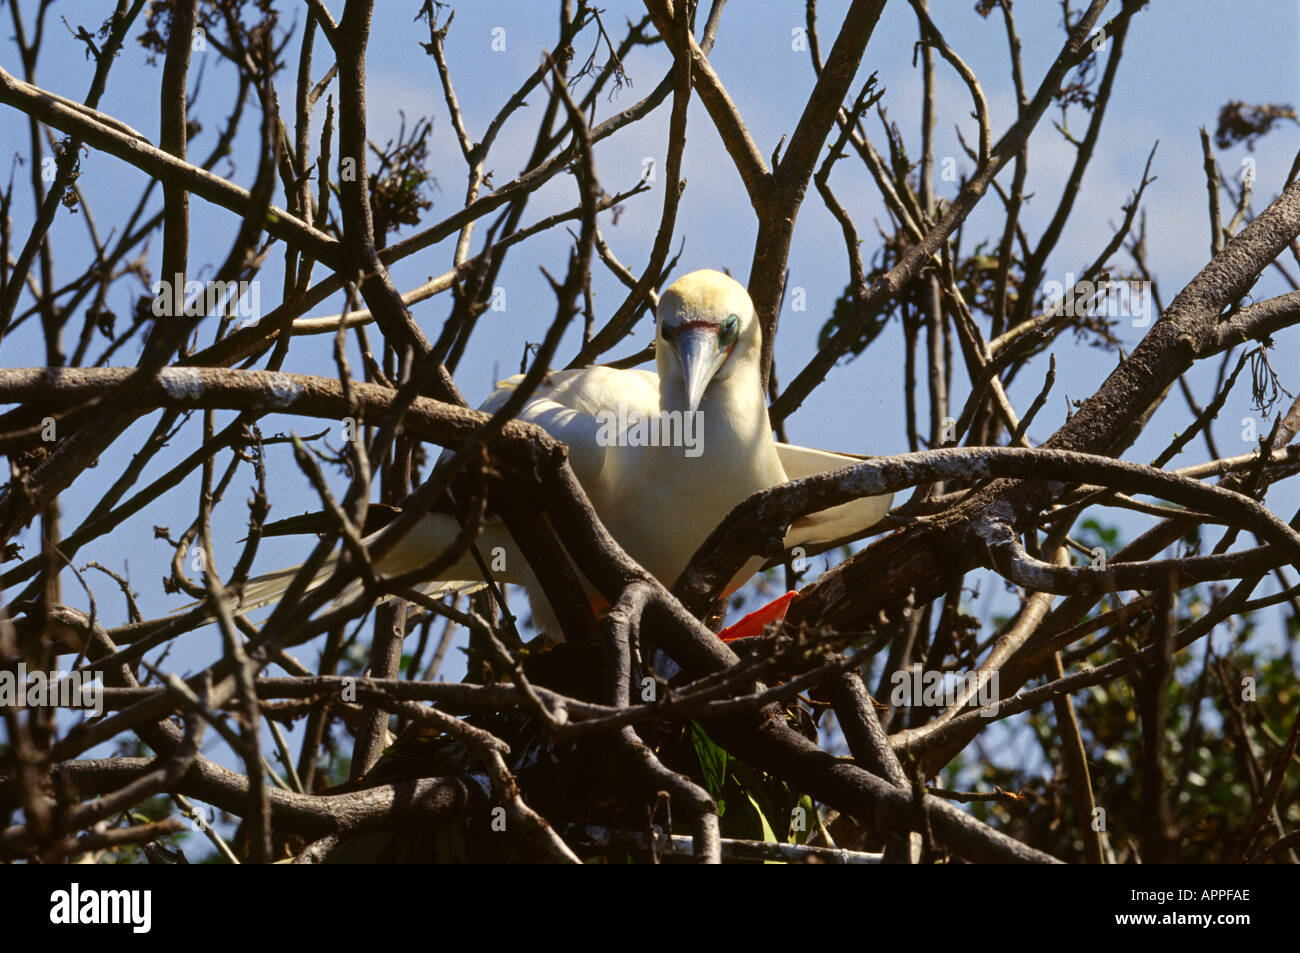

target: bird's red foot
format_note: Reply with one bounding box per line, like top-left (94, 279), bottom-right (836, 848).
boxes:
top-left (717, 591), bottom-right (799, 642)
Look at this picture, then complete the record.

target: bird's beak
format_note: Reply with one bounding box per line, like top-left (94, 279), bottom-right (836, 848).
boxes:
top-left (674, 326), bottom-right (726, 413)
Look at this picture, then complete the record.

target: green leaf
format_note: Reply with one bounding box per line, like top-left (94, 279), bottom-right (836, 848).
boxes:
top-left (746, 791), bottom-right (778, 843)
top-left (691, 722), bottom-right (728, 800)
top-left (789, 794), bottom-right (815, 845)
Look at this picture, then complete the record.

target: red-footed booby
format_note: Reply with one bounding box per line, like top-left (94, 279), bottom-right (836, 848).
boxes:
top-left (235, 270), bottom-right (892, 639)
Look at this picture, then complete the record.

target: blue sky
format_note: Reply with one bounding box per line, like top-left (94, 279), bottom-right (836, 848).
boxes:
top-left (2, 1), bottom-right (1299, 809)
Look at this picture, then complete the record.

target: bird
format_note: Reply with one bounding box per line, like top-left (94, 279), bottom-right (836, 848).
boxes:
top-left (233, 269), bottom-right (893, 640)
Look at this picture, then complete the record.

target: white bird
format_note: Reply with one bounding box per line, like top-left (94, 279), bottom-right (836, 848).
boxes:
top-left (236, 270), bottom-right (892, 639)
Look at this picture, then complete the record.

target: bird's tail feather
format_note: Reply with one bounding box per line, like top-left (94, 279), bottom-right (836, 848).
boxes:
top-left (178, 557), bottom-right (489, 617)
top-left (236, 561), bottom-right (322, 610)
top-left (178, 513), bottom-right (514, 616)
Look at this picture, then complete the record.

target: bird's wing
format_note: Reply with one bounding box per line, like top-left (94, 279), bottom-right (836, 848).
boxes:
top-left (479, 367), bottom-right (661, 489)
top-left (193, 369), bottom-right (662, 624)
top-left (776, 443), bottom-right (893, 550)
top-left (256, 366), bottom-right (660, 611)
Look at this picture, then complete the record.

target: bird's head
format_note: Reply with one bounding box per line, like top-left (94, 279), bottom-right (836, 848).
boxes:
top-left (656, 269), bottom-right (760, 413)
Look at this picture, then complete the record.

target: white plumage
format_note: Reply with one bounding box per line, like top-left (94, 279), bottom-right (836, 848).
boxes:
top-left (235, 270), bottom-right (892, 639)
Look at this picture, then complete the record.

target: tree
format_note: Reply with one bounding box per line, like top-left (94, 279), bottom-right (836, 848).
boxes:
top-left (0, 0), bottom-right (1297, 864)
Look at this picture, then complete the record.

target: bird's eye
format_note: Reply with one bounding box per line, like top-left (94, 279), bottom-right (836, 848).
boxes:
top-left (661, 323), bottom-right (678, 346)
top-left (721, 314), bottom-right (739, 342)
